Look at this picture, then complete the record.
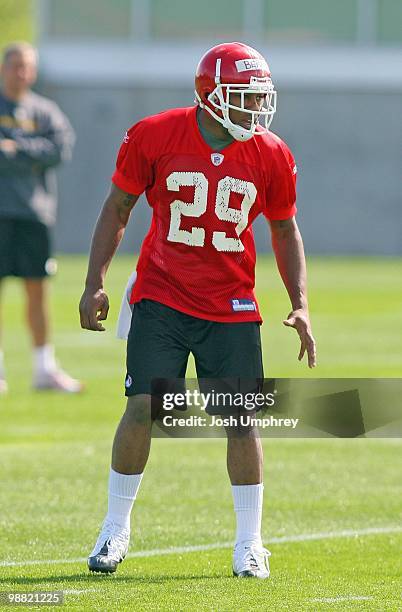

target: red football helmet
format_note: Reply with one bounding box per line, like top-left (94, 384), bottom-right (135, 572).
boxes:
top-left (195, 42), bottom-right (277, 142)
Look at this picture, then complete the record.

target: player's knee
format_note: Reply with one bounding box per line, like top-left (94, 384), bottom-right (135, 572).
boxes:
top-left (224, 411), bottom-right (259, 438)
top-left (125, 394), bottom-right (153, 425)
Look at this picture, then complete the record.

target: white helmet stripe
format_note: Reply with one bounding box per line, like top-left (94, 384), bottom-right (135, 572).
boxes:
top-left (214, 58), bottom-right (221, 84)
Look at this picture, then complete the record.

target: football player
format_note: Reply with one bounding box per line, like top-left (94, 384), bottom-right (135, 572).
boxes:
top-left (79, 42), bottom-right (316, 578)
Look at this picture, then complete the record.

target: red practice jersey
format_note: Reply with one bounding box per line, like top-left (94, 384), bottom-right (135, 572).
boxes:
top-left (112, 106), bottom-right (297, 322)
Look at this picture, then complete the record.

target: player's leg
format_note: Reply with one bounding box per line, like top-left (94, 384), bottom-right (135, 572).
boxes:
top-left (226, 424), bottom-right (269, 578)
top-left (112, 394), bottom-right (153, 474)
top-left (194, 320), bottom-right (270, 578)
top-left (17, 220), bottom-right (82, 392)
top-left (226, 425), bottom-right (262, 484)
top-left (24, 277), bottom-right (49, 347)
top-left (88, 394), bottom-right (152, 573)
top-left (88, 300), bottom-right (190, 573)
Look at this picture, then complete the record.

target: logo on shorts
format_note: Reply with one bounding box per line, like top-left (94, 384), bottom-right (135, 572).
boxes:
top-left (231, 298), bottom-right (256, 312)
top-left (125, 374), bottom-right (132, 388)
top-left (211, 153), bottom-right (224, 166)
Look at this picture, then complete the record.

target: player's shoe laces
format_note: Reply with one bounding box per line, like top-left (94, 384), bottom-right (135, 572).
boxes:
top-left (233, 542), bottom-right (271, 578)
top-left (88, 519), bottom-right (130, 573)
top-left (33, 369), bottom-right (83, 393)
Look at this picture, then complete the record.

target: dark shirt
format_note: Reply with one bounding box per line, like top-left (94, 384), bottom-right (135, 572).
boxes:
top-left (0, 90), bottom-right (75, 226)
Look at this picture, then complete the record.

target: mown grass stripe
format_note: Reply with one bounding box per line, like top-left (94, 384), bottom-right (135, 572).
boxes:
top-left (1, 525), bottom-right (400, 568)
top-left (310, 596), bottom-right (373, 603)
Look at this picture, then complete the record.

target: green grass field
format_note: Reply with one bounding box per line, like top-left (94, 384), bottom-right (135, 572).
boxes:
top-left (0, 255), bottom-right (401, 610)
top-left (0, 0), bottom-right (33, 49)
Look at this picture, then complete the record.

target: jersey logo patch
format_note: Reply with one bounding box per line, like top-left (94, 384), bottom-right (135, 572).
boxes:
top-left (231, 298), bottom-right (256, 312)
top-left (211, 153), bottom-right (224, 166)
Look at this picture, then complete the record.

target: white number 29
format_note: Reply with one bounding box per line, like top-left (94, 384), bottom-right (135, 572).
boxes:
top-left (166, 171), bottom-right (257, 252)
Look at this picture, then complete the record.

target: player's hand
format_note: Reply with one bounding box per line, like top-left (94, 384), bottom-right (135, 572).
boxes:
top-left (0, 139), bottom-right (17, 156)
top-left (283, 309), bottom-right (316, 368)
top-left (79, 288), bottom-right (110, 331)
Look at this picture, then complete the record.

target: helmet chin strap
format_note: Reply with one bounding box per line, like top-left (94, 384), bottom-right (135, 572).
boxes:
top-left (196, 96), bottom-right (256, 142)
top-left (196, 87), bottom-right (268, 142)
top-left (226, 123), bottom-right (254, 142)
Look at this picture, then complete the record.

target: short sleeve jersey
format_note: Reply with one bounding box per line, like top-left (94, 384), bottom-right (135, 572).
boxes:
top-left (112, 106), bottom-right (297, 323)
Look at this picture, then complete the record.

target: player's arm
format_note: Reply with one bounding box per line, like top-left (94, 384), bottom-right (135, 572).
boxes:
top-left (79, 184), bottom-right (139, 331)
top-left (269, 216), bottom-right (316, 368)
top-left (0, 106), bottom-right (75, 169)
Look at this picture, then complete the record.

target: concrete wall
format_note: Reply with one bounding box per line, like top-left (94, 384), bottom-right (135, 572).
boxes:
top-left (39, 46), bottom-right (402, 255)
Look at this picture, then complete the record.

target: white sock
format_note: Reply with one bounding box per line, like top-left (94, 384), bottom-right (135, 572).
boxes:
top-left (107, 468), bottom-right (143, 529)
top-left (33, 344), bottom-right (57, 375)
top-left (232, 483), bottom-right (264, 547)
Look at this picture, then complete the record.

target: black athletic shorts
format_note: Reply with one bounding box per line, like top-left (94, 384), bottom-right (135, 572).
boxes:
top-left (0, 218), bottom-right (54, 279)
top-left (125, 299), bottom-right (264, 415)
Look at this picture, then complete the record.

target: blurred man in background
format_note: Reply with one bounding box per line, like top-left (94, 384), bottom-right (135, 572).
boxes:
top-left (0, 42), bottom-right (82, 394)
